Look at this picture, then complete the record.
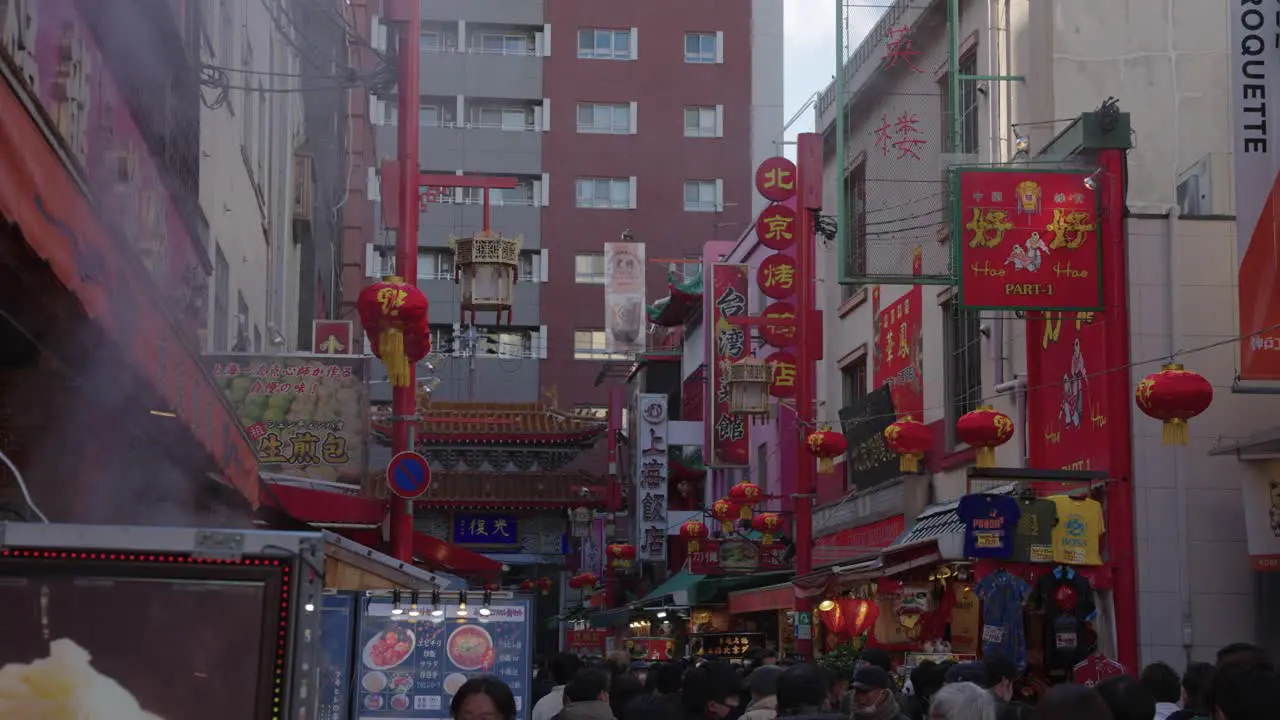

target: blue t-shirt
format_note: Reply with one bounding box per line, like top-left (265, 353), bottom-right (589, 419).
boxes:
top-left (957, 493), bottom-right (1021, 559)
top-left (975, 569), bottom-right (1033, 670)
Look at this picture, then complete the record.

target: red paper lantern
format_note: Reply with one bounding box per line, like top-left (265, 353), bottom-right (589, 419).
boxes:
top-left (536, 576), bottom-right (553, 596)
top-left (710, 498), bottom-right (738, 534)
top-left (818, 600), bottom-right (845, 635)
top-left (751, 512), bottom-right (783, 544)
top-left (841, 598), bottom-right (880, 637)
top-left (680, 519), bottom-right (710, 552)
top-left (483, 583), bottom-right (499, 592)
top-left (607, 543), bottom-right (637, 569)
top-left (806, 425), bottom-right (848, 473)
top-left (519, 579), bottom-right (535, 593)
top-left (1135, 362), bottom-right (1213, 446)
top-left (568, 572), bottom-right (597, 590)
top-left (729, 481), bottom-right (762, 520)
top-left (955, 406), bottom-right (1014, 468)
top-left (356, 276), bottom-right (430, 387)
top-left (883, 417), bottom-right (931, 473)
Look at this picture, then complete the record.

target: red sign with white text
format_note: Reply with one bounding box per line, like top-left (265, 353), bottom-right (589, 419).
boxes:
top-left (1026, 311), bottom-right (1113, 480)
top-left (873, 287), bottom-right (923, 420)
top-left (709, 264), bottom-right (751, 465)
top-left (567, 629), bottom-right (609, 656)
top-left (956, 170), bottom-right (1102, 311)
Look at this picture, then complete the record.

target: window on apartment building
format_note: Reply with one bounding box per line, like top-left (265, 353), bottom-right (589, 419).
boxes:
top-left (574, 330), bottom-right (629, 360)
top-left (472, 106), bottom-right (532, 131)
top-left (841, 160), bottom-right (867, 300)
top-left (576, 177), bottom-right (632, 209)
top-left (421, 31), bottom-right (440, 53)
top-left (684, 32), bottom-right (718, 63)
top-left (841, 355), bottom-right (867, 409)
top-left (943, 298), bottom-right (983, 445)
top-left (577, 103), bottom-right (631, 134)
top-left (475, 33), bottom-right (531, 55)
top-left (683, 180), bottom-right (719, 212)
top-left (941, 50), bottom-right (979, 155)
top-left (578, 28), bottom-right (632, 60)
top-left (683, 106), bottom-right (718, 138)
top-left (420, 104), bottom-right (440, 127)
top-left (213, 245), bottom-right (230, 352)
top-left (417, 249), bottom-right (454, 280)
top-left (575, 253), bottom-right (606, 284)
top-left (476, 328), bottom-right (534, 359)
top-left (460, 182), bottom-right (535, 207)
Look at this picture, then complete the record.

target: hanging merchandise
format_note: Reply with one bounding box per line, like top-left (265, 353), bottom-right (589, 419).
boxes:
top-left (1134, 362), bottom-right (1213, 446)
top-left (883, 417), bottom-right (932, 473)
top-left (1046, 495), bottom-right (1105, 566)
top-left (1034, 566), bottom-right (1097, 673)
top-left (956, 493), bottom-right (1021, 559)
top-left (975, 568), bottom-right (1034, 671)
top-left (955, 406), bottom-right (1014, 468)
top-left (1011, 494), bottom-right (1058, 563)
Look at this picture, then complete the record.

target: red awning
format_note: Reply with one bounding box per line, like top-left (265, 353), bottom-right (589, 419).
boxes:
top-left (728, 583), bottom-right (794, 614)
top-left (413, 533), bottom-right (504, 579)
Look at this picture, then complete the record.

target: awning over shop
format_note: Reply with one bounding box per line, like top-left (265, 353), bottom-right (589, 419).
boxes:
top-left (1208, 428), bottom-right (1280, 460)
top-left (322, 531), bottom-right (445, 591)
top-left (696, 571), bottom-right (792, 605)
top-left (879, 501), bottom-right (966, 576)
top-left (728, 582), bottom-right (794, 614)
top-left (636, 569), bottom-right (706, 607)
top-left (588, 607), bottom-right (634, 629)
top-left (412, 533), bottom-right (505, 579)
top-left (265, 483), bottom-right (383, 525)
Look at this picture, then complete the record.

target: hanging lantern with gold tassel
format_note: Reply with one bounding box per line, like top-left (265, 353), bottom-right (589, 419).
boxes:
top-left (806, 425), bottom-right (848, 473)
top-left (751, 512), bottom-right (783, 544)
top-left (680, 519), bottom-right (710, 552)
top-left (883, 417), bottom-right (932, 473)
top-left (1135, 362), bottom-right (1214, 446)
top-left (955, 406), bottom-right (1014, 468)
top-left (729, 480), bottom-right (762, 520)
top-left (710, 498), bottom-right (737, 534)
top-left (357, 276), bottom-right (430, 387)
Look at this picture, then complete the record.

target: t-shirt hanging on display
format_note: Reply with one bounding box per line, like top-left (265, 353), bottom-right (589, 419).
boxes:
top-left (1012, 499), bottom-right (1057, 563)
top-left (1034, 566), bottom-right (1097, 673)
top-left (1047, 496), bottom-right (1105, 565)
top-left (957, 494), bottom-right (1021, 559)
top-left (974, 568), bottom-right (1033, 670)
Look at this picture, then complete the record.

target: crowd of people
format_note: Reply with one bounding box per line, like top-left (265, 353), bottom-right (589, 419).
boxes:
top-left (447, 642), bottom-right (1278, 720)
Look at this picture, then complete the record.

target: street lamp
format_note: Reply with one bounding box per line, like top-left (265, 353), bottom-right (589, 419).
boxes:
top-left (725, 357), bottom-right (770, 415)
top-left (449, 230), bottom-right (523, 326)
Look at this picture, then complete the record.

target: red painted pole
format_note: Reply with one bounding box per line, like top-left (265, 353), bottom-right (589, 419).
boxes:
top-left (390, 0), bottom-right (422, 563)
top-left (1099, 147), bottom-right (1138, 671)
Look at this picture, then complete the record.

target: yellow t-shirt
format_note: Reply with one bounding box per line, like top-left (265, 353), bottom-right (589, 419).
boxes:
top-left (1047, 495), bottom-right (1105, 565)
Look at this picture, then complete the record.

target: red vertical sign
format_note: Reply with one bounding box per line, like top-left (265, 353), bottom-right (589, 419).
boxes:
top-left (1026, 310), bottom-right (1113, 480)
top-left (709, 264), bottom-right (751, 465)
top-left (873, 287), bottom-right (923, 419)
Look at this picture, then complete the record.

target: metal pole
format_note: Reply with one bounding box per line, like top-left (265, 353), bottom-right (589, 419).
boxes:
top-left (391, 0), bottom-right (422, 563)
top-left (835, 0), bottom-right (846, 283)
top-left (948, 0), bottom-right (961, 153)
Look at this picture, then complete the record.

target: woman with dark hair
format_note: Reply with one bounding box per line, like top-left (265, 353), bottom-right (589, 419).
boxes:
top-left (1095, 676), bottom-right (1156, 720)
top-left (1031, 684), bottom-right (1112, 720)
top-left (452, 677), bottom-right (519, 720)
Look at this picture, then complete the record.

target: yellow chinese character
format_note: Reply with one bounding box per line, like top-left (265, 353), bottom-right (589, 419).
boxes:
top-left (259, 432), bottom-right (289, 464)
top-left (288, 431), bottom-right (322, 465)
top-left (322, 432), bottom-right (350, 464)
top-left (772, 362), bottom-right (797, 387)
top-left (763, 214), bottom-right (794, 243)
top-left (965, 208), bottom-right (1014, 248)
top-left (470, 518), bottom-right (489, 536)
top-left (897, 322), bottom-right (910, 359)
top-left (765, 262), bottom-right (795, 289)
top-left (1045, 209), bottom-right (1095, 250)
top-left (882, 330), bottom-right (894, 363)
top-left (376, 286), bottom-right (408, 316)
top-left (1042, 312), bottom-right (1063, 349)
top-left (492, 518), bottom-right (511, 536)
top-left (1074, 311), bottom-right (1095, 329)
top-left (763, 167), bottom-right (795, 190)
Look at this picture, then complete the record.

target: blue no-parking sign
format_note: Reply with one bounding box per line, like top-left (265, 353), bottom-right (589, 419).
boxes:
top-left (386, 451), bottom-right (431, 499)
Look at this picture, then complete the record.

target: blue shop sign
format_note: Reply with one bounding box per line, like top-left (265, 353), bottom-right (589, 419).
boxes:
top-left (452, 513), bottom-right (520, 545)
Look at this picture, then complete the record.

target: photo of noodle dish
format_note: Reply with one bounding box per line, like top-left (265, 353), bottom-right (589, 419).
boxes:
top-left (446, 625), bottom-right (492, 671)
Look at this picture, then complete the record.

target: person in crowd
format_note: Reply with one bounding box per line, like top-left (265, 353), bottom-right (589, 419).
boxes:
top-left (774, 663), bottom-right (845, 720)
top-left (611, 670), bottom-right (645, 720)
top-left (533, 657), bottom-right (556, 705)
top-left (943, 662), bottom-right (986, 686)
top-left (533, 653), bottom-right (584, 720)
top-left (1095, 676), bottom-right (1156, 720)
top-left (849, 665), bottom-right (910, 720)
top-left (681, 662), bottom-right (744, 720)
top-left (760, 650), bottom-right (779, 667)
top-left (607, 651), bottom-right (634, 676)
top-left (1205, 653), bottom-right (1280, 720)
top-left (742, 665), bottom-right (784, 720)
top-left (926, 681), bottom-right (996, 720)
top-left (980, 655), bottom-right (1030, 720)
top-left (1138, 662), bottom-right (1182, 720)
top-left (1215, 643), bottom-right (1269, 666)
top-left (900, 661), bottom-right (942, 720)
top-left (453, 677), bottom-right (519, 720)
top-left (1167, 661), bottom-right (1213, 720)
top-left (557, 669), bottom-right (616, 720)
top-left (1030, 684), bottom-right (1113, 720)
top-left (623, 662), bottom-right (684, 720)
top-left (825, 666), bottom-right (852, 715)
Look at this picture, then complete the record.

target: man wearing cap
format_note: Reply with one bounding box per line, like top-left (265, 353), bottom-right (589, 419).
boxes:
top-left (849, 666), bottom-right (910, 720)
top-left (743, 665), bottom-right (784, 720)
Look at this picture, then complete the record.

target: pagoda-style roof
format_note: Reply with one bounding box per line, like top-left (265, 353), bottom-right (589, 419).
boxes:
top-left (364, 470), bottom-right (609, 509)
top-left (647, 268), bottom-right (704, 327)
top-left (372, 401), bottom-right (607, 446)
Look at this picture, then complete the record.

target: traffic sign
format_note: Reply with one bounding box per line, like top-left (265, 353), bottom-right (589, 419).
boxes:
top-left (387, 451), bottom-right (431, 499)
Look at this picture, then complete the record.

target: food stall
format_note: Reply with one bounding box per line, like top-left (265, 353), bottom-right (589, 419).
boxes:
top-left (688, 631), bottom-right (764, 660)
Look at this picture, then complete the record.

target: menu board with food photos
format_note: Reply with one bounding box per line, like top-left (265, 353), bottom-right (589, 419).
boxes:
top-left (356, 598), bottom-right (532, 720)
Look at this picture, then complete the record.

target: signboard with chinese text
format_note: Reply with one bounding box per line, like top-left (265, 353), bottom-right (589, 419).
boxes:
top-left (314, 320), bottom-right (355, 355)
top-left (755, 157), bottom-right (798, 202)
top-left (604, 241), bottom-right (646, 354)
top-left (708, 265), bottom-right (751, 465)
top-left (357, 597), bottom-right (532, 719)
top-left (766, 351), bottom-right (797, 398)
top-left (814, 514), bottom-right (905, 557)
top-left (208, 353), bottom-right (370, 484)
top-left (689, 540), bottom-right (788, 575)
top-left (635, 394), bottom-right (670, 562)
top-left (1025, 311), bottom-right (1113, 482)
top-left (452, 513), bottom-right (520, 546)
top-left (954, 169), bottom-right (1103, 311)
top-left (837, 386), bottom-right (901, 491)
top-left (318, 593), bottom-right (356, 720)
top-left (872, 287), bottom-right (923, 419)
top-left (757, 254), bottom-right (797, 299)
top-left (567, 629), bottom-right (609, 656)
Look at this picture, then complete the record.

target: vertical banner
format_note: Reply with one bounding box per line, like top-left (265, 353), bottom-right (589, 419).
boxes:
top-left (872, 287), bottom-right (923, 419)
top-left (1025, 311), bottom-right (1112, 478)
top-left (318, 593), bottom-right (356, 720)
top-left (708, 264), bottom-right (751, 465)
top-left (581, 516), bottom-right (605, 576)
top-left (1231, 6), bottom-right (1280, 379)
top-left (635, 394), bottom-right (670, 562)
top-left (208, 353), bottom-right (370, 483)
top-left (604, 242), bottom-right (646, 354)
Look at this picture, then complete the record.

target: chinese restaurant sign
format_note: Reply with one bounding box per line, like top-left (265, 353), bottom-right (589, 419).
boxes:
top-left (837, 385), bottom-right (901, 491)
top-left (689, 540), bottom-right (788, 575)
top-left (709, 264), bottom-right (751, 465)
top-left (452, 513), bottom-right (520, 546)
top-left (567, 629), bottom-right (609, 656)
top-left (873, 286), bottom-right (923, 419)
top-left (955, 169), bottom-right (1102, 311)
top-left (635, 394), bottom-right (670, 562)
top-left (1025, 311), bottom-right (1113, 483)
top-left (209, 354), bottom-right (370, 484)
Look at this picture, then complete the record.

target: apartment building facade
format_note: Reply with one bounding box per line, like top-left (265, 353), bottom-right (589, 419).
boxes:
top-left (814, 0), bottom-right (1280, 664)
top-left (360, 0), bottom-right (782, 409)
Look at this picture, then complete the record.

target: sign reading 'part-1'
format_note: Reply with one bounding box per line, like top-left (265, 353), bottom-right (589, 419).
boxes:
top-left (954, 169), bottom-right (1103, 311)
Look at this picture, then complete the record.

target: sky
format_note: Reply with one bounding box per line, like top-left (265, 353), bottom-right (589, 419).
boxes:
top-left (781, 0), bottom-right (890, 154)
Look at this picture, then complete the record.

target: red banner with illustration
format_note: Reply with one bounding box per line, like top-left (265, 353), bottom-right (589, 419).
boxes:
top-left (956, 170), bottom-right (1102, 311)
top-left (708, 264), bottom-right (751, 465)
top-left (873, 287), bottom-right (923, 420)
top-left (1025, 311), bottom-right (1113, 482)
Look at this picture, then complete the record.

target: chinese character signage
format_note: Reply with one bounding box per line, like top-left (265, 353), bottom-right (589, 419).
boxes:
top-left (635, 394), bottom-right (669, 562)
top-left (837, 385), bottom-right (901, 491)
top-left (755, 157), bottom-right (798, 203)
top-left (766, 350), bottom-right (798, 398)
top-left (604, 241), bottom-right (646, 354)
top-left (314, 320), bottom-right (355, 355)
top-left (689, 540), bottom-right (788, 575)
top-left (452, 513), bottom-right (520, 546)
top-left (357, 597), bottom-right (532, 719)
top-left (318, 593), bottom-right (356, 720)
top-left (873, 286), bottom-right (923, 419)
top-left (567, 629), bottom-right (609, 656)
top-left (954, 169), bottom-right (1103, 311)
top-left (1025, 311), bottom-right (1112, 480)
top-left (209, 353), bottom-right (370, 484)
top-left (709, 264), bottom-right (751, 465)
